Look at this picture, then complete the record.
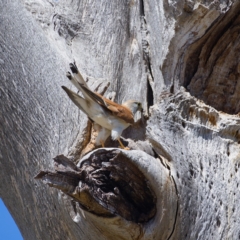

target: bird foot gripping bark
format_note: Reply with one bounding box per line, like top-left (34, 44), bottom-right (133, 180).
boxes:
top-left (117, 138), bottom-right (130, 150)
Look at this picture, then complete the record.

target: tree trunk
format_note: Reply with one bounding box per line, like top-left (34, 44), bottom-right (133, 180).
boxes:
top-left (1, 0), bottom-right (240, 239)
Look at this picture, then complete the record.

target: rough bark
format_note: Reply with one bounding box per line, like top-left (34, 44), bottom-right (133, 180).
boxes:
top-left (1, 0), bottom-right (240, 240)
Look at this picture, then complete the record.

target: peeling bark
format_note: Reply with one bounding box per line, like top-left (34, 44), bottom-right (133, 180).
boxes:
top-left (1, 0), bottom-right (240, 240)
top-left (36, 150), bottom-right (157, 223)
top-left (36, 149), bottom-right (178, 240)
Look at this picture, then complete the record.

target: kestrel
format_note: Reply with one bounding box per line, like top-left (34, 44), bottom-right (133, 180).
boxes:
top-left (62, 62), bottom-right (142, 149)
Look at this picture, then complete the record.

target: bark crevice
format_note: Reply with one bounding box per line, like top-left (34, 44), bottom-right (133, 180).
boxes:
top-left (183, 2), bottom-right (240, 114)
top-left (140, 0), bottom-right (154, 111)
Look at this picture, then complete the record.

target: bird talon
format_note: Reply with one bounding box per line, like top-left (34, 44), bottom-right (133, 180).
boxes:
top-left (118, 146), bottom-right (130, 150)
top-left (117, 139), bottom-right (130, 150)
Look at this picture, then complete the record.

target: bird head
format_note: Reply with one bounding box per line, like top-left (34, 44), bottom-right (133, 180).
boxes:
top-left (122, 100), bottom-right (143, 115)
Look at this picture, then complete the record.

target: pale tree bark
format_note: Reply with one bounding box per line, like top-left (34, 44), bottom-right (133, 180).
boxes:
top-left (0, 0), bottom-right (240, 239)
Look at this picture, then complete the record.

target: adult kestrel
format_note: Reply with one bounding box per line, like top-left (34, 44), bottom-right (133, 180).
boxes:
top-left (62, 63), bottom-right (142, 149)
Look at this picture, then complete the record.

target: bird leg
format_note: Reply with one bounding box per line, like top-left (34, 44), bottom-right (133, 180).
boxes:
top-left (100, 140), bottom-right (105, 148)
top-left (117, 138), bottom-right (130, 150)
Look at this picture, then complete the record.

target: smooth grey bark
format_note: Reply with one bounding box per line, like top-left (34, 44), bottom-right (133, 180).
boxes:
top-left (0, 2), bottom-right (88, 240)
top-left (1, 0), bottom-right (240, 240)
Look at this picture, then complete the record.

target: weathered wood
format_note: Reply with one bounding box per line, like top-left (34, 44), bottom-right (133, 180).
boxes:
top-left (36, 148), bottom-right (177, 240)
top-left (1, 0), bottom-right (240, 239)
top-left (36, 150), bottom-right (157, 223)
top-left (147, 90), bottom-right (240, 239)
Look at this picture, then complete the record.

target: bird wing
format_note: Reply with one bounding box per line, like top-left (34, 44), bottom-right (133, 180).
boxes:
top-left (80, 84), bottom-right (134, 125)
top-left (69, 62), bottom-right (90, 89)
top-left (65, 62), bottom-right (134, 125)
top-left (66, 71), bottom-right (83, 92)
top-left (62, 86), bottom-right (91, 117)
top-left (80, 84), bottom-right (108, 107)
top-left (67, 63), bottom-right (99, 103)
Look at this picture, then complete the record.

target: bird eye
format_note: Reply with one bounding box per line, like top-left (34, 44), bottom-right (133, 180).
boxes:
top-left (137, 102), bottom-right (142, 109)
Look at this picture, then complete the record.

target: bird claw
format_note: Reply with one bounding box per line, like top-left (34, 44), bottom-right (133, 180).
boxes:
top-left (118, 145), bottom-right (130, 150)
top-left (117, 139), bottom-right (130, 150)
